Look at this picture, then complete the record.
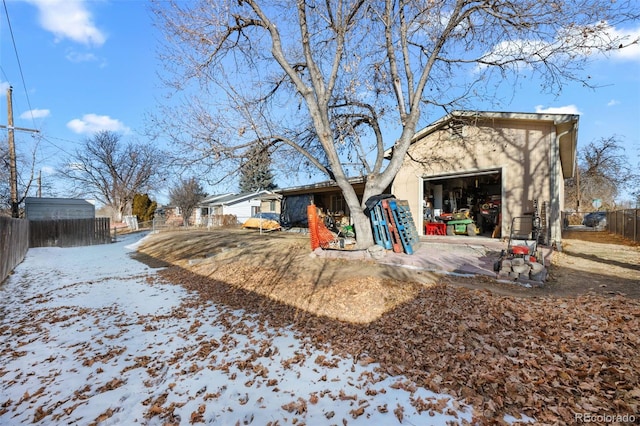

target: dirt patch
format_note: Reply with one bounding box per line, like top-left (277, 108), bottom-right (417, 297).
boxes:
top-left (136, 229), bottom-right (433, 323)
top-left (542, 229), bottom-right (639, 298)
top-left (136, 227), bottom-right (640, 314)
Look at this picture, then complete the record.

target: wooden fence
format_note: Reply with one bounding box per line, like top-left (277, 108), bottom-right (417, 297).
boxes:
top-left (607, 209), bottom-right (639, 243)
top-left (0, 217), bottom-right (29, 284)
top-left (29, 218), bottom-right (111, 248)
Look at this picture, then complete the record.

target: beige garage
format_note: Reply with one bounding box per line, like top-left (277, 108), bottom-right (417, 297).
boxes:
top-left (390, 111), bottom-right (578, 248)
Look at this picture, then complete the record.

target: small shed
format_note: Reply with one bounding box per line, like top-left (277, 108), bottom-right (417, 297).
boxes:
top-left (25, 197), bottom-right (96, 221)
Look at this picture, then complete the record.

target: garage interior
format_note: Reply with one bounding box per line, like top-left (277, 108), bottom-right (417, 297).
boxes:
top-left (423, 169), bottom-right (502, 238)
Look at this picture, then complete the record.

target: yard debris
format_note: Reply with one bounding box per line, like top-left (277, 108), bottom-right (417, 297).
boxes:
top-left (5, 229), bottom-right (639, 426)
top-left (161, 266), bottom-right (640, 425)
top-left (137, 229), bottom-right (640, 423)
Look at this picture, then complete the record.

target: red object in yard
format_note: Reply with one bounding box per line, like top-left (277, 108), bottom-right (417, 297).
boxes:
top-left (308, 205), bottom-right (320, 250)
top-left (511, 246), bottom-right (529, 255)
top-left (307, 204), bottom-right (337, 250)
top-left (425, 222), bottom-right (446, 236)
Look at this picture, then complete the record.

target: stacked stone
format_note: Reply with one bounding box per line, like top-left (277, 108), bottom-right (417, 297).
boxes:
top-left (498, 257), bottom-right (547, 282)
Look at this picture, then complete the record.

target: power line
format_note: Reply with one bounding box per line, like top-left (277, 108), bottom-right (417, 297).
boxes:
top-left (2, 0), bottom-right (39, 131)
top-left (39, 135), bottom-right (78, 157)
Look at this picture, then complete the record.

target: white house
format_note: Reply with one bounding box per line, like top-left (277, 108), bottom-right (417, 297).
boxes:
top-left (199, 191), bottom-right (280, 227)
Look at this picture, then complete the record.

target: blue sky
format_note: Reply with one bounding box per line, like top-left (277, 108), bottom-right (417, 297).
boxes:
top-left (1, 0), bottom-right (639, 204)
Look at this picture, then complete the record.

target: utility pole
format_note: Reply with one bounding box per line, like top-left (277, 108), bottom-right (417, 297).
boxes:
top-left (2, 86), bottom-right (40, 218)
top-left (6, 86), bottom-right (19, 217)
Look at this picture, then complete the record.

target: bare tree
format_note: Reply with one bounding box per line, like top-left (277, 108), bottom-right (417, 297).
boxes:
top-left (151, 0), bottom-right (639, 248)
top-left (565, 136), bottom-right (634, 210)
top-left (59, 131), bottom-right (162, 221)
top-left (1, 136), bottom-right (40, 217)
top-left (169, 177), bottom-right (207, 226)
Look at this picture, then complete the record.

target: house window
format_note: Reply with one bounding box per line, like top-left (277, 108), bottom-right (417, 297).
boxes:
top-left (251, 206), bottom-right (260, 216)
top-left (269, 200), bottom-right (276, 211)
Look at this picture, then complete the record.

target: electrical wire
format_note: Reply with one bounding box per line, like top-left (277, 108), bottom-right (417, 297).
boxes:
top-left (39, 135), bottom-right (80, 158)
top-left (2, 0), bottom-right (39, 131)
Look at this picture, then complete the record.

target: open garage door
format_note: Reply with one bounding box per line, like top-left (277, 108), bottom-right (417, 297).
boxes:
top-left (423, 169), bottom-right (502, 238)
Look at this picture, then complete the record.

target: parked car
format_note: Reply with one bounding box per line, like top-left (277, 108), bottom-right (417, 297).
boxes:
top-left (582, 211), bottom-right (607, 228)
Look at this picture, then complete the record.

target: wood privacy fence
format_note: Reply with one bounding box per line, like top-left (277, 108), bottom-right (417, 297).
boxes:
top-left (29, 218), bottom-right (111, 248)
top-left (607, 209), bottom-right (639, 243)
top-left (0, 217), bottom-right (30, 284)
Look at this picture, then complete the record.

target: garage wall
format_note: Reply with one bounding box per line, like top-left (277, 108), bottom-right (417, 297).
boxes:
top-left (392, 117), bottom-right (560, 240)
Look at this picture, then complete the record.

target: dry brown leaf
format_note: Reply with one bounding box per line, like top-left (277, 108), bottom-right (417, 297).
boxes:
top-left (394, 404), bottom-right (404, 423)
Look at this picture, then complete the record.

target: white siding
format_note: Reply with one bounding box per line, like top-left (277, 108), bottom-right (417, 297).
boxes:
top-left (223, 199), bottom-right (261, 224)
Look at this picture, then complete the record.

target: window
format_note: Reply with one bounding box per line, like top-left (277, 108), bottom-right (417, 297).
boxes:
top-left (269, 200), bottom-right (276, 211)
top-left (251, 206), bottom-right (260, 216)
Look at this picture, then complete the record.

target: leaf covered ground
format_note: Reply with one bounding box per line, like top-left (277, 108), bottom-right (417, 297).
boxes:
top-left (137, 228), bottom-right (640, 424)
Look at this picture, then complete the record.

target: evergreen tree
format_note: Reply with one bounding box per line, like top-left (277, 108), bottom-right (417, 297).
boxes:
top-left (238, 144), bottom-right (277, 192)
top-left (132, 193), bottom-right (157, 222)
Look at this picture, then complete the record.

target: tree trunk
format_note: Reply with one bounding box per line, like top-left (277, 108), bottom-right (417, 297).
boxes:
top-left (351, 207), bottom-right (374, 248)
top-left (115, 204), bottom-right (124, 222)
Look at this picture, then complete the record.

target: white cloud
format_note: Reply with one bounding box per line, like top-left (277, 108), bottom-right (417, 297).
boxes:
top-left (40, 165), bottom-right (56, 175)
top-left (20, 108), bottom-right (50, 119)
top-left (24, 0), bottom-right (106, 46)
top-left (65, 50), bottom-right (108, 67)
top-left (607, 25), bottom-right (640, 62)
top-left (559, 22), bottom-right (640, 62)
top-left (67, 114), bottom-right (130, 134)
top-left (607, 99), bottom-right (620, 107)
top-left (65, 51), bottom-right (99, 63)
top-left (535, 104), bottom-right (582, 115)
top-left (478, 22), bottom-right (640, 72)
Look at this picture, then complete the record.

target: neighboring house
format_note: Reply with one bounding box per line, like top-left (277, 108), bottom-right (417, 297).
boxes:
top-left (259, 191), bottom-right (282, 215)
top-left (277, 177), bottom-right (384, 227)
top-left (199, 191), bottom-right (280, 226)
top-left (196, 193), bottom-right (235, 226)
top-left (25, 197), bottom-right (96, 221)
top-left (389, 110), bottom-right (578, 247)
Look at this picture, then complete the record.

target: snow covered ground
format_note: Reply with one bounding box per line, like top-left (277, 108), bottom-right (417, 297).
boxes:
top-left (0, 232), bottom-right (477, 425)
